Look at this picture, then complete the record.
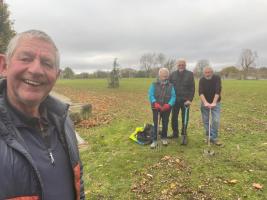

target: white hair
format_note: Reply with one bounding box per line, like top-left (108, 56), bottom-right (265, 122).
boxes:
top-left (158, 67), bottom-right (169, 76)
top-left (177, 58), bottom-right (186, 65)
top-left (203, 66), bottom-right (214, 73)
top-left (6, 29), bottom-right (60, 68)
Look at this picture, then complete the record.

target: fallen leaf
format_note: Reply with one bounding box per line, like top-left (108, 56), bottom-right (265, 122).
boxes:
top-left (170, 183), bottom-right (176, 189)
top-left (146, 173), bottom-right (153, 179)
top-left (229, 179), bottom-right (238, 184)
top-left (161, 189), bottom-right (168, 195)
top-left (253, 183), bottom-right (263, 190)
top-left (161, 155), bottom-right (171, 161)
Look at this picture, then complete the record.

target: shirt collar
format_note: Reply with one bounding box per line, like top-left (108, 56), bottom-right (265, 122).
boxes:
top-left (4, 89), bottom-right (49, 129)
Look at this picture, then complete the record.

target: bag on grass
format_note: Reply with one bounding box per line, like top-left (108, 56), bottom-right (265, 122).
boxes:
top-left (129, 123), bottom-right (153, 145)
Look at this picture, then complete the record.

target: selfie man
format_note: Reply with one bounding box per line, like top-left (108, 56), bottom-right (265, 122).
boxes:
top-left (0, 30), bottom-right (85, 199)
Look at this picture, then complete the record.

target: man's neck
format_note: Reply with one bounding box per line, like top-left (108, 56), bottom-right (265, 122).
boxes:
top-left (7, 97), bottom-right (40, 118)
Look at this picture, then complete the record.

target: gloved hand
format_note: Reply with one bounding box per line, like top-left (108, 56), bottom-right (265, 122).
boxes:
top-left (162, 104), bottom-right (171, 112)
top-left (153, 102), bottom-right (162, 111)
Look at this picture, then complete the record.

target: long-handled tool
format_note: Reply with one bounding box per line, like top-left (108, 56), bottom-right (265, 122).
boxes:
top-left (156, 112), bottom-right (162, 151)
top-left (203, 108), bottom-right (215, 156)
top-left (181, 105), bottom-right (189, 145)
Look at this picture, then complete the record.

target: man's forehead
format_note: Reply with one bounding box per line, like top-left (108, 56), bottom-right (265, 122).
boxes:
top-left (177, 61), bottom-right (186, 65)
top-left (15, 38), bottom-right (56, 56)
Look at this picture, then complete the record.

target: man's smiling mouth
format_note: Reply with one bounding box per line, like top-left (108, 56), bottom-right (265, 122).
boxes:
top-left (23, 79), bottom-right (42, 86)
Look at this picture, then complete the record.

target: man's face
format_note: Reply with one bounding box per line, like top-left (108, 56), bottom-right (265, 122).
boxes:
top-left (203, 68), bottom-right (213, 80)
top-left (177, 61), bottom-right (186, 71)
top-left (5, 37), bottom-right (59, 111)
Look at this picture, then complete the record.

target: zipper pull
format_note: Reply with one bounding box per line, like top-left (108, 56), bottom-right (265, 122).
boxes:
top-left (48, 149), bottom-right (55, 166)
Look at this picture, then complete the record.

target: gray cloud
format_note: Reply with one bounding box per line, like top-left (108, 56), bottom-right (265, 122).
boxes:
top-left (7, 0), bottom-right (267, 72)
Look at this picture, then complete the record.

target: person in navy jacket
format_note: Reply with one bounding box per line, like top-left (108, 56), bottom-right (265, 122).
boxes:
top-left (0, 30), bottom-right (85, 200)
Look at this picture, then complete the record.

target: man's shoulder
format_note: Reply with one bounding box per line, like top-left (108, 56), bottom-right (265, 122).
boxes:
top-left (44, 95), bottom-right (69, 116)
top-left (213, 74), bottom-right (221, 80)
top-left (170, 70), bottom-right (177, 76)
top-left (185, 70), bottom-right (193, 75)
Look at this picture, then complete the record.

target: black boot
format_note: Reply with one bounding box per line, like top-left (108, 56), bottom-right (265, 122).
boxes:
top-left (168, 131), bottom-right (178, 139)
top-left (181, 134), bottom-right (187, 145)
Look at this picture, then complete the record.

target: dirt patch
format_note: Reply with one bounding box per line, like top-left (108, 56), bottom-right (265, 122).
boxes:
top-left (53, 87), bottom-right (120, 128)
top-left (131, 155), bottom-right (215, 200)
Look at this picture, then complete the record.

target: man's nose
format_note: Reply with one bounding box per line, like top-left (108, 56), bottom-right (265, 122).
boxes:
top-left (28, 59), bottom-right (44, 74)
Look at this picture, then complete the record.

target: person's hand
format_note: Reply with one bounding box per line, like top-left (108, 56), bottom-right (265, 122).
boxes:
top-left (162, 104), bottom-right (171, 112)
top-left (204, 102), bottom-right (210, 108)
top-left (153, 102), bottom-right (162, 111)
top-left (210, 102), bottom-right (216, 108)
top-left (184, 100), bottom-right (191, 106)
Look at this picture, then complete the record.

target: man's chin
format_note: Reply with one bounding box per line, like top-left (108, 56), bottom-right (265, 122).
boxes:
top-left (19, 95), bottom-right (47, 108)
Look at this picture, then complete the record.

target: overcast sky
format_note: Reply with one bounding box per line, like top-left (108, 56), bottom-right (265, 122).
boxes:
top-left (6, 0), bottom-right (267, 73)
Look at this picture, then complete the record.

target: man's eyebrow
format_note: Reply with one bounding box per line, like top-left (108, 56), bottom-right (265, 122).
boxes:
top-left (17, 51), bottom-right (35, 57)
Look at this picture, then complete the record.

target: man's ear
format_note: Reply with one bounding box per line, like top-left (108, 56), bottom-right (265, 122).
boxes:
top-left (0, 54), bottom-right (7, 77)
top-left (56, 68), bottom-right (61, 79)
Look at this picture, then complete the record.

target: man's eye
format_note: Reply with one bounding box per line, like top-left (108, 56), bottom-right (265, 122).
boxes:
top-left (20, 57), bottom-right (32, 62)
top-left (43, 61), bottom-right (54, 68)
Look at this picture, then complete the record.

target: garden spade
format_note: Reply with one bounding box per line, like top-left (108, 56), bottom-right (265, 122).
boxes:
top-left (156, 112), bottom-right (162, 152)
top-left (181, 105), bottom-right (189, 145)
top-left (203, 108), bottom-right (215, 156)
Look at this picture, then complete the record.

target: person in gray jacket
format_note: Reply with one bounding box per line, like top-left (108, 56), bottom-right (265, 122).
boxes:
top-left (170, 59), bottom-right (195, 145)
top-left (0, 30), bottom-right (85, 199)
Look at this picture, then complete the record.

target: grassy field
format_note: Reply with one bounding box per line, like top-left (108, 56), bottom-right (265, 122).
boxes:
top-left (55, 78), bottom-right (267, 200)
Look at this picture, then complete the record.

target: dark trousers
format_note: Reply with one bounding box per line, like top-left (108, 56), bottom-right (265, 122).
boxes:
top-left (171, 100), bottom-right (190, 136)
top-left (152, 109), bottom-right (171, 141)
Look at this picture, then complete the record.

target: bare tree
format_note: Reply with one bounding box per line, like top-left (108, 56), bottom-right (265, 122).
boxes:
top-left (194, 59), bottom-right (210, 79)
top-left (239, 49), bottom-right (257, 79)
top-left (140, 53), bottom-right (155, 77)
top-left (156, 53), bottom-right (166, 68)
top-left (140, 52), bottom-right (175, 77)
top-left (164, 58), bottom-right (176, 72)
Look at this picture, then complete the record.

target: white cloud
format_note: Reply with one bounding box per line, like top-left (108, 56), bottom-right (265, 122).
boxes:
top-left (6, 0), bottom-right (267, 72)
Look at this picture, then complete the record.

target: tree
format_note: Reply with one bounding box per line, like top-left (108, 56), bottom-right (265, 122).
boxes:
top-left (220, 66), bottom-right (240, 79)
top-left (61, 67), bottom-right (75, 79)
top-left (140, 52), bottom-right (169, 77)
top-left (156, 53), bottom-right (166, 68)
top-left (0, 0), bottom-right (16, 53)
top-left (194, 59), bottom-right (210, 79)
top-left (164, 58), bottom-right (176, 72)
top-left (75, 72), bottom-right (89, 79)
top-left (94, 70), bottom-right (108, 78)
top-left (108, 58), bottom-right (120, 88)
top-left (120, 68), bottom-right (137, 78)
top-left (140, 53), bottom-right (155, 77)
top-left (239, 49), bottom-right (257, 79)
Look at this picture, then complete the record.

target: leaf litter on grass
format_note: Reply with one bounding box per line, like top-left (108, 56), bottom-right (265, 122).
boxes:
top-left (131, 155), bottom-right (216, 200)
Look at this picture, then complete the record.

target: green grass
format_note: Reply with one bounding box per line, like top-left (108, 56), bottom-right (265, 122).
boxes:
top-left (55, 79), bottom-right (267, 200)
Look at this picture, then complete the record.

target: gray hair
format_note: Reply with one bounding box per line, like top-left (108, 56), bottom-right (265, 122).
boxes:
top-left (203, 66), bottom-right (214, 73)
top-left (158, 67), bottom-right (169, 76)
top-left (6, 29), bottom-right (60, 68)
top-left (177, 58), bottom-right (186, 65)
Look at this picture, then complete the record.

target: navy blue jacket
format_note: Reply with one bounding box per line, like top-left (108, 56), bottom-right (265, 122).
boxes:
top-left (170, 70), bottom-right (195, 102)
top-left (0, 79), bottom-right (85, 200)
